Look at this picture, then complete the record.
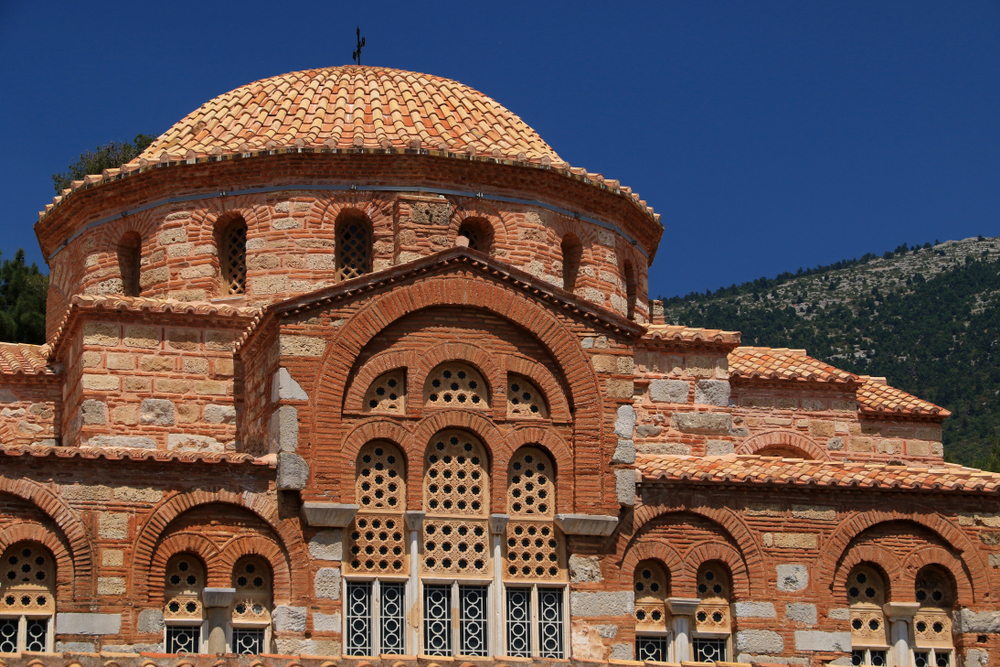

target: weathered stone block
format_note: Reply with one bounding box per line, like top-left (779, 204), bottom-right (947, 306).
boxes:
top-left (204, 404), bottom-right (237, 424)
top-left (83, 322), bottom-right (119, 346)
top-left (965, 648), bottom-right (989, 667)
top-left (139, 355), bottom-right (173, 372)
top-left (827, 437), bottom-right (844, 450)
top-left (98, 576), bottom-right (126, 595)
top-left (809, 420), bottom-right (836, 438)
top-left (106, 353), bottom-right (135, 370)
top-left (635, 424), bottom-right (661, 437)
top-left (612, 439), bottom-right (635, 464)
top-left (115, 486), bottom-right (163, 503)
top-left (57, 641), bottom-right (96, 652)
top-left (80, 399), bottom-right (106, 425)
top-left (102, 549), bottom-right (124, 566)
top-left (794, 630), bottom-right (851, 652)
top-left (672, 412), bottom-right (732, 434)
top-left (609, 644), bottom-right (632, 660)
top-left (87, 435), bottom-right (157, 449)
top-left (155, 378), bottom-right (191, 394)
top-left (786, 603), bottom-right (817, 624)
top-left (124, 377), bottom-right (152, 392)
top-left (569, 591), bottom-right (634, 617)
top-left (159, 228), bottom-right (187, 245)
top-left (614, 405), bottom-right (636, 438)
top-left (569, 555), bottom-right (603, 583)
top-left (184, 357), bottom-right (209, 374)
top-left (592, 354), bottom-right (617, 373)
top-left (61, 484), bottom-right (113, 501)
top-left (268, 405), bottom-right (299, 452)
top-left (124, 325), bottom-right (160, 348)
top-left (615, 469), bottom-right (636, 506)
top-left (309, 530), bottom-right (344, 561)
top-left (82, 374), bottom-right (119, 391)
top-left (777, 564), bottom-right (809, 591)
top-left (272, 367), bottom-right (309, 402)
top-left (277, 452), bottom-right (309, 489)
top-left (56, 612), bottom-right (122, 635)
top-left (649, 379), bottom-right (689, 404)
top-left (956, 608), bottom-right (1000, 633)
top-left (272, 605), bottom-right (308, 632)
top-left (737, 629), bottom-right (784, 654)
top-left (99, 512), bottom-right (129, 540)
top-left (706, 439), bottom-right (734, 456)
top-left (314, 567), bottom-right (341, 599)
top-left (792, 504), bottom-right (836, 520)
top-left (765, 532), bottom-right (819, 549)
top-left (734, 601), bottom-right (776, 618)
top-left (137, 609), bottom-right (164, 633)
top-left (606, 379), bottom-right (633, 398)
top-left (280, 335), bottom-right (325, 357)
top-left (313, 611), bottom-right (342, 632)
top-left (166, 329), bottom-right (199, 350)
top-left (695, 380), bottom-right (731, 407)
top-left (205, 331), bottom-right (237, 351)
top-left (140, 266), bottom-right (169, 288)
top-left (167, 434), bottom-right (224, 452)
top-left (140, 399), bottom-right (175, 425)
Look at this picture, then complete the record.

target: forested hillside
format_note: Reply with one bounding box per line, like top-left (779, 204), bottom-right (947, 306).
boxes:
top-left (660, 235), bottom-right (1000, 467)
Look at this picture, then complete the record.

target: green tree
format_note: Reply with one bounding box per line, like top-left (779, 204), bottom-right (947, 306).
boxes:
top-left (0, 249), bottom-right (48, 345)
top-left (51, 134), bottom-right (156, 193)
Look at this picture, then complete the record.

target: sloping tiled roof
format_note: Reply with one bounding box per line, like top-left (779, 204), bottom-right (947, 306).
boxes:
top-left (133, 66), bottom-right (560, 164)
top-left (728, 346), bottom-right (857, 384)
top-left (0, 342), bottom-right (53, 376)
top-left (0, 444), bottom-right (273, 466)
top-left (642, 324), bottom-right (741, 346)
top-left (857, 376), bottom-right (951, 418)
top-left (638, 454), bottom-right (1000, 492)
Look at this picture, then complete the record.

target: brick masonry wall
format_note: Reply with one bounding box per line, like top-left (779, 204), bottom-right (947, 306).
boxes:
top-left (0, 377), bottom-right (60, 446)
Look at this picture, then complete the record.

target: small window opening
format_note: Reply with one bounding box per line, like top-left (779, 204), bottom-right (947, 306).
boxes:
top-left (560, 234), bottom-right (582, 292)
top-left (336, 210), bottom-right (373, 280)
top-left (117, 232), bottom-right (142, 297)
top-left (220, 217), bottom-right (248, 295)
top-left (624, 260), bottom-right (637, 320)
top-left (458, 218), bottom-right (493, 254)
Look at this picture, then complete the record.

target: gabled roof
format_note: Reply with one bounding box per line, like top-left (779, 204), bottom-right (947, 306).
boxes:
top-left (240, 245), bottom-right (647, 349)
top-left (728, 346), bottom-right (857, 384)
top-left (857, 376), bottom-right (951, 418)
top-left (637, 454), bottom-right (1000, 493)
top-left (0, 342), bottom-right (55, 376)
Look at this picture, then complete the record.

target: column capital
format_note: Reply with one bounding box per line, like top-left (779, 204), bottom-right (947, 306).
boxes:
top-left (490, 514), bottom-right (510, 535)
top-left (202, 587), bottom-right (236, 608)
top-left (667, 597), bottom-right (702, 616)
top-left (300, 502), bottom-right (358, 527)
top-left (884, 602), bottom-right (921, 620)
top-left (404, 510), bottom-right (426, 531)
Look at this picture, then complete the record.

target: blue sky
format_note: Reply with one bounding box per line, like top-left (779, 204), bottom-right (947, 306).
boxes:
top-left (0, 1), bottom-right (997, 299)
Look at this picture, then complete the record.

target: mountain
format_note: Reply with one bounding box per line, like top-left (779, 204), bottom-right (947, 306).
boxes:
top-left (658, 235), bottom-right (1000, 467)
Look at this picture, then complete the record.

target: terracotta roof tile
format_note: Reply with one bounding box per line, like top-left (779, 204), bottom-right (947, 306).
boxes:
top-left (857, 375), bottom-right (950, 417)
top-left (0, 343), bottom-right (54, 376)
top-left (0, 443), bottom-right (273, 466)
top-left (642, 325), bottom-right (741, 346)
top-left (728, 346), bottom-right (857, 383)
top-left (637, 454), bottom-right (999, 492)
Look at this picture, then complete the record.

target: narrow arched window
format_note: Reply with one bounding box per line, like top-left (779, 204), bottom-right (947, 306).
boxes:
top-left (336, 210), bottom-right (373, 281)
top-left (624, 260), bottom-right (637, 320)
top-left (220, 217), bottom-right (248, 295)
top-left (230, 557), bottom-right (272, 655)
top-left (507, 374), bottom-right (548, 419)
top-left (847, 564), bottom-right (889, 666)
top-left (560, 234), bottom-right (582, 292)
top-left (693, 562), bottom-right (731, 662)
top-left (363, 370), bottom-right (406, 414)
top-left (458, 218), bottom-right (493, 254)
top-left (913, 566), bottom-right (955, 667)
top-left (164, 553), bottom-right (206, 654)
top-left (634, 560), bottom-right (670, 662)
top-left (424, 362), bottom-right (489, 409)
top-left (117, 232), bottom-right (142, 297)
top-left (0, 542), bottom-right (55, 653)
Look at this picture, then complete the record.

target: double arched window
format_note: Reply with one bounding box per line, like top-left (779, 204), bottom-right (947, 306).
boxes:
top-left (634, 560), bottom-right (671, 661)
top-left (0, 542), bottom-right (55, 653)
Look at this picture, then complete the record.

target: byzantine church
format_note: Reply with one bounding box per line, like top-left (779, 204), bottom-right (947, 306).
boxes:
top-left (0, 66), bottom-right (997, 667)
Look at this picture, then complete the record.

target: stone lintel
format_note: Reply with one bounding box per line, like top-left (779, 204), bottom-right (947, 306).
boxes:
top-left (300, 502), bottom-right (359, 527)
top-left (555, 513), bottom-right (619, 537)
top-left (490, 513), bottom-right (511, 535)
top-left (667, 597), bottom-right (702, 616)
top-left (202, 587), bottom-right (236, 608)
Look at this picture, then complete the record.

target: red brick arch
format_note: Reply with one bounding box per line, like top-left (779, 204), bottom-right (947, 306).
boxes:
top-left (309, 272), bottom-right (607, 511)
top-left (500, 427), bottom-right (574, 515)
top-left (415, 341), bottom-right (504, 414)
top-left (832, 545), bottom-right (902, 604)
top-left (342, 349), bottom-right (420, 414)
top-left (449, 198), bottom-right (511, 253)
top-left (503, 355), bottom-right (572, 423)
top-left (737, 430), bottom-right (830, 461)
top-left (339, 419), bottom-right (413, 505)
top-left (817, 507), bottom-right (993, 604)
top-left (148, 534), bottom-right (220, 603)
top-left (622, 541), bottom-right (685, 592)
top-left (0, 522), bottom-right (74, 604)
top-left (629, 503), bottom-right (766, 598)
top-left (901, 547), bottom-right (974, 606)
top-left (131, 489), bottom-right (308, 603)
top-left (306, 193), bottom-right (394, 234)
top-left (217, 534), bottom-right (293, 604)
top-left (0, 479), bottom-right (93, 599)
top-left (684, 542), bottom-right (749, 599)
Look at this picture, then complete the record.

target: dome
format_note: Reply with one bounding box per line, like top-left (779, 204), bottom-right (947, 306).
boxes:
top-left (137, 66), bottom-right (562, 164)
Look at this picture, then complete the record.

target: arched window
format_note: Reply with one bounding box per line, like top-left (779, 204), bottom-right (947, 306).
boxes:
top-left (363, 369), bottom-right (407, 414)
top-left (422, 430), bottom-right (491, 657)
top-left (694, 562), bottom-right (731, 663)
top-left (458, 218), bottom-right (494, 254)
top-left (0, 542), bottom-right (55, 653)
top-left (560, 234), bottom-right (582, 292)
top-left (424, 362), bottom-right (489, 409)
top-left (624, 260), bottom-right (637, 320)
top-left (164, 554), bottom-right (206, 654)
top-left (117, 231), bottom-right (142, 297)
top-left (220, 217), bottom-right (247, 295)
top-left (504, 447), bottom-right (565, 659)
top-left (230, 557), bottom-right (272, 655)
top-left (634, 560), bottom-right (671, 662)
top-left (336, 210), bottom-right (373, 281)
top-left (913, 566), bottom-right (955, 667)
top-left (345, 441), bottom-right (407, 656)
top-left (507, 375), bottom-right (548, 419)
top-left (848, 564), bottom-right (889, 666)
top-left (757, 445), bottom-right (812, 459)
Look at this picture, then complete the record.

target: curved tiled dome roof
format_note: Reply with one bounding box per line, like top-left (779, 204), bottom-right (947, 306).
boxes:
top-left (136, 66), bottom-right (562, 164)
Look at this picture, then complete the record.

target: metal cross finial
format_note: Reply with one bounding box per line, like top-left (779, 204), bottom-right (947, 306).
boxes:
top-left (352, 27), bottom-right (366, 65)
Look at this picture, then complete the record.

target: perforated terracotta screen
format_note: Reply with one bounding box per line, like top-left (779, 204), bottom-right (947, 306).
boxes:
top-left (848, 565), bottom-right (889, 647)
top-left (507, 376), bottom-right (548, 419)
top-left (424, 364), bottom-right (489, 409)
top-left (231, 557), bottom-right (271, 624)
top-left (363, 370), bottom-right (406, 414)
top-left (222, 220), bottom-right (247, 295)
top-left (695, 563), bottom-right (731, 633)
top-left (0, 543), bottom-right (55, 615)
top-left (634, 560), bottom-right (669, 630)
top-left (164, 555), bottom-right (205, 622)
top-left (336, 215), bottom-right (373, 280)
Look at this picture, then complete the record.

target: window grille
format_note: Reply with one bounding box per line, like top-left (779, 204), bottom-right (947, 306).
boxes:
top-left (363, 371), bottom-right (406, 414)
top-left (847, 565), bottom-right (888, 649)
top-left (423, 585), bottom-right (452, 656)
top-left (914, 568), bottom-right (954, 653)
top-left (506, 376), bottom-right (548, 419)
top-left (538, 587), bottom-right (564, 658)
top-left (350, 441), bottom-right (407, 576)
top-left (336, 214), bottom-right (373, 281)
top-left (164, 556), bottom-right (205, 623)
top-left (221, 219), bottom-right (247, 295)
top-left (634, 561), bottom-right (669, 630)
top-left (166, 625), bottom-right (200, 654)
top-left (0, 618), bottom-right (16, 653)
top-left (693, 636), bottom-right (727, 663)
top-left (380, 582), bottom-right (406, 654)
top-left (915, 650), bottom-right (952, 667)
top-left (459, 585), bottom-right (489, 656)
top-left (346, 581), bottom-right (373, 655)
top-left (506, 588), bottom-right (531, 657)
top-left (423, 519), bottom-right (490, 576)
top-left (355, 442), bottom-right (406, 512)
top-left (424, 364), bottom-right (489, 409)
top-left (637, 635), bottom-right (668, 662)
top-left (423, 430), bottom-right (489, 517)
top-left (23, 620), bottom-right (46, 653)
top-left (695, 563), bottom-right (731, 634)
top-left (504, 522), bottom-right (562, 579)
top-left (232, 628), bottom-right (265, 655)
top-left (852, 649), bottom-right (887, 666)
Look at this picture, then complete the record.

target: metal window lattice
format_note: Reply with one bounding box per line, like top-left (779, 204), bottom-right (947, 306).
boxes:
top-left (349, 515), bottom-right (406, 574)
top-left (24, 619), bottom-right (46, 652)
top-left (507, 448), bottom-right (554, 516)
top-left (459, 585), bottom-right (489, 656)
top-left (538, 588), bottom-right (564, 658)
top-left (336, 218), bottom-right (372, 280)
top-left (380, 582), bottom-right (405, 654)
top-left (1, 544), bottom-right (55, 615)
top-left (507, 375), bottom-right (548, 419)
top-left (346, 581), bottom-right (372, 655)
top-left (166, 625), bottom-right (200, 654)
top-left (636, 636), bottom-right (667, 662)
top-left (424, 364), bottom-right (489, 409)
top-left (222, 221), bottom-right (247, 295)
top-left (852, 649), bottom-right (887, 666)
top-left (505, 589), bottom-right (531, 657)
top-left (423, 585), bottom-right (452, 656)
top-left (363, 371), bottom-right (406, 414)
top-left (232, 628), bottom-right (264, 655)
top-left (0, 618), bottom-right (17, 653)
top-left (504, 521), bottom-right (563, 580)
top-left (423, 430), bottom-right (489, 516)
top-left (693, 636), bottom-right (727, 663)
